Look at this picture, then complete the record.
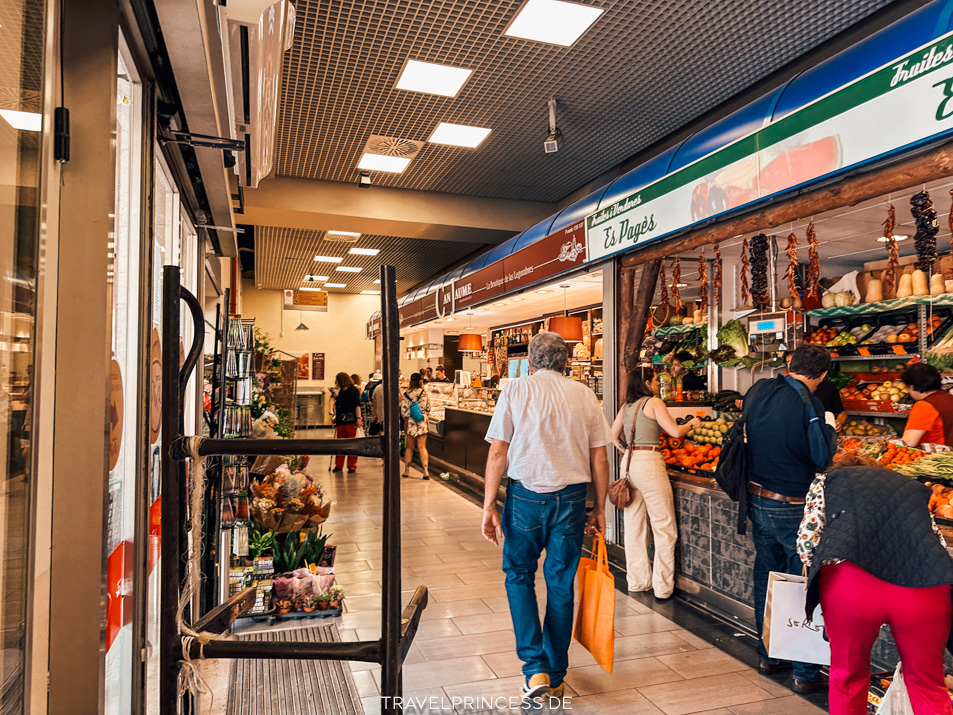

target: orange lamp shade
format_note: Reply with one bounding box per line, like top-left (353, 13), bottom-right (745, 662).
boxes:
top-left (549, 316), bottom-right (584, 342)
top-left (458, 333), bottom-right (484, 352)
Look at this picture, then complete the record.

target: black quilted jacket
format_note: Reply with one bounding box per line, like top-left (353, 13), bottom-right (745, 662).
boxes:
top-left (805, 466), bottom-right (953, 648)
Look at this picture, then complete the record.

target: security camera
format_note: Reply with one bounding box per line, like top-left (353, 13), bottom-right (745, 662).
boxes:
top-left (358, 171), bottom-right (371, 189)
top-left (544, 130), bottom-right (562, 154)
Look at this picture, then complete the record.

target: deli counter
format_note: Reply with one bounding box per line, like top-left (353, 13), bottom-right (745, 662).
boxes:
top-left (424, 383), bottom-right (499, 480)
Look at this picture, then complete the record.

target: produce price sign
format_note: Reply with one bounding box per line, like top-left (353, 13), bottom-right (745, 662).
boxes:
top-left (586, 32), bottom-right (953, 261)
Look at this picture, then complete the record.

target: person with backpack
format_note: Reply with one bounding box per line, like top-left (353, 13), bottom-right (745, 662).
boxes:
top-left (400, 372), bottom-right (431, 479)
top-left (361, 372), bottom-right (384, 435)
top-left (610, 366), bottom-right (700, 598)
top-left (742, 344), bottom-right (836, 693)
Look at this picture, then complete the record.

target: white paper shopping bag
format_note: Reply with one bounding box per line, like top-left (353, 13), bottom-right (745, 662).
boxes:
top-left (762, 571), bottom-right (830, 666)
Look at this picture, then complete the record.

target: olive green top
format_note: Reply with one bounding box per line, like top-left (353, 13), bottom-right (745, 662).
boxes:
top-left (622, 397), bottom-right (662, 446)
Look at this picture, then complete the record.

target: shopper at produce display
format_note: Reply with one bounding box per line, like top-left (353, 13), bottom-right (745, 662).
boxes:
top-left (901, 362), bottom-right (953, 446)
top-left (481, 331), bottom-right (611, 702)
top-left (784, 350), bottom-right (847, 431)
top-left (744, 344), bottom-right (837, 693)
top-left (400, 372), bottom-right (431, 480)
top-left (331, 372), bottom-right (363, 474)
top-left (797, 453), bottom-right (953, 715)
top-left (670, 351), bottom-right (706, 392)
top-left (611, 366), bottom-right (701, 597)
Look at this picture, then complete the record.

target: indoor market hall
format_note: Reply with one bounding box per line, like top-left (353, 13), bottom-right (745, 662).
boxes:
top-left (6, 0), bottom-right (953, 713)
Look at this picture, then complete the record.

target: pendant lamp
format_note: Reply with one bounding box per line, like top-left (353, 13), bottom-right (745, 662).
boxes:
top-left (294, 311), bottom-right (309, 331)
top-left (550, 285), bottom-right (583, 342)
top-left (458, 313), bottom-right (484, 353)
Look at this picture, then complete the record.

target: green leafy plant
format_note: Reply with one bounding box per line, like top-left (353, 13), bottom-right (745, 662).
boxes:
top-left (317, 591), bottom-right (331, 604)
top-left (274, 409), bottom-right (294, 439)
top-left (301, 526), bottom-right (332, 567)
top-left (329, 585), bottom-right (345, 603)
top-left (249, 529), bottom-right (277, 560)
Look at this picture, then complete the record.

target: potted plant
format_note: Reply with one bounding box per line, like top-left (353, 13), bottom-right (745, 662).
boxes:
top-left (276, 599), bottom-right (292, 615)
top-left (302, 594), bottom-right (318, 613)
top-left (291, 594), bottom-right (304, 612)
top-left (328, 585), bottom-right (345, 609)
top-left (249, 528), bottom-right (276, 571)
top-left (317, 591), bottom-right (331, 611)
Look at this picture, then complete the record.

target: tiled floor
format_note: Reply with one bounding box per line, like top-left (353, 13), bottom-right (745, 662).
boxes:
top-left (219, 454), bottom-right (827, 715)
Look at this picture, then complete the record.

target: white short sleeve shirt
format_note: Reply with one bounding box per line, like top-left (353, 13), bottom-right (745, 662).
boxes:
top-left (485, 369), bottom-right (612, 493)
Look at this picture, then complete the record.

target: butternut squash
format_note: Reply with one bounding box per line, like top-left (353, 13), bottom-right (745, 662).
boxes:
top-left (912, 269), bottom-right (929, 297)
top-left (932, 273), bottom-right (947, 296)
top-left (897, 273), bottom-right (914, 299)
top-left (865, 279), bottom-right (883, 303)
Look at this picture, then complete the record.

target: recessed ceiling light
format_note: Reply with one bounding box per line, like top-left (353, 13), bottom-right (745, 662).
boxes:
top-left (536, 289), bottom-right (552, 294)
top-left (876, 234), bottom-right (910, 242)
top-left (0, 109), bottom-right (41, 132)
top-left (511, 297), bottom-right (525, 302)
top-left (336, 266), bottom-right (362, 273)
top-left (493, 302), bottom-right (506, 307)
top-left (328, 230), bottom-right (361, 238)
top-left (314, 255), bottom-right (343, 263)
top-left (447, 331), bottom-right (459, 335)
top-left (361, 290), bottom-right (381, 295)
top-left (505, 0), bottom-right (604, 47)
top-left (373, 279), bottom-right (381, 284)
top-left (358, 153), bottom-right (412, 173)
top-left (395, 59), bottom-right (472, 97)
top-left (299, 287), bottom-right (324, 292)
top-left (305, 275), bottom-right (329, 281)
top-left (349, 247), bottom-right (380, 256)
top-left (428, 122), bottom-right (492, 148)
top-left (445, 317), bottom-right (455, 322)
top-left (324, 283), bottom-right (347, 288)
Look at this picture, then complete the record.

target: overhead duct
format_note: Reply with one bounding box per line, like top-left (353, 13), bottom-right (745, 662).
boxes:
top-left (223, 0), bottom-right (295, 189)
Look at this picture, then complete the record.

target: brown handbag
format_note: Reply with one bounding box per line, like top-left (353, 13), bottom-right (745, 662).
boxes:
top-left (608, 398), bottom-right (646, 510)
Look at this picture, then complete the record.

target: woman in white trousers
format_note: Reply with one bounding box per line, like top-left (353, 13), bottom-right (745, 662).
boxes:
top-left (611, 367), bottom-right (699, 598)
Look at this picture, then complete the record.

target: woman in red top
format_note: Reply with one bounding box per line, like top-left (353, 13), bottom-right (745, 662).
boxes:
top-left (901, 363), bottom-right (953, 446)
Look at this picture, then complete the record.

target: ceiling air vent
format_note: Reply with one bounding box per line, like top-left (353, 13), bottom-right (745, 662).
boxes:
top-left (363, 135), bottom-right (424, 158)
top-left (322, 233), bottom-right (360, 244)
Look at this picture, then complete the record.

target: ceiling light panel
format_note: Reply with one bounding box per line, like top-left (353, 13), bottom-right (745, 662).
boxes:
top-left (0, 109), bottom-right (41, 132)
top-left (428, 122), bottom-right (492, 148)
top-left (305, 274), bottom-right (330, 281)
top-left (314, 255), bottom-right (343, 262)
top-left (328, 230), bottom-right (361, 237)
top-left (254, 226), bottom-right (483, 295)
top-left (336, 266), bottom-right (363, 272)
top-left (324, 283), bottom-right (348, 288)
top-left (505, 0), bottom-right (604, 46)
top-left (349, 247), bottom-right (380, 256)
top-left (276, 0), bottom-right (892, 202)
top-left (395, 59), bottom-right (472, 97)
top-left (357, 153), bottom-right (411, 173)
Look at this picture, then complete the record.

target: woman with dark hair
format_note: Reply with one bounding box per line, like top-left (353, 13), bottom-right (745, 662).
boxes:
top-left (610, 367), bottom-right (700, 597)
top-left (901, 362), bottom-right (953, 446)
top-left (400, 372), bottom-right (431, 479)
top-left (798, 453), bottom-right (953, 714)
top-left (332, 372), bottom-right (362, 473)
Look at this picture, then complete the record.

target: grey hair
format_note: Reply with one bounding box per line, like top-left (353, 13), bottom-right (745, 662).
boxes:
top-left (528, 331), bottom-right (568, 372)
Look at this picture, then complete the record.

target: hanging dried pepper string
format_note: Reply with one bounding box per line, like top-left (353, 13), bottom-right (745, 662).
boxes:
top-left (672, 257), bottom-right (682, 313)
top-left (714, 244), bottom-right (722, 308)
top-left (785, 232), bottom-right (799, 301)
top-left (698, 251), bottom-right (708, 315)
top-left (659, 263), bottom-right (668, 305)
top-left (949, 189), bottom-right (953, 252)
top-left (740, 237), bottom-right (750, 306)
top-left (807, 221), bottom-right (821, 300)
top-left (882, 204), bottom-right (899, 298)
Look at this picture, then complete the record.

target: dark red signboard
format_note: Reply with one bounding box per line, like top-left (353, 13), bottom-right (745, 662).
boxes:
top-left (311, 352), bottom-right (326, 381)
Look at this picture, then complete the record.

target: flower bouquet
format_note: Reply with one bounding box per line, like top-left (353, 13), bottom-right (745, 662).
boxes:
top-left (250, 464), bottom-right (331, 533)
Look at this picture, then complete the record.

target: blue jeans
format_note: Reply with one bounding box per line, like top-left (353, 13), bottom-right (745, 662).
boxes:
top-left (502, 480), bottom-right (588, 687)
top-left (748, 493), bottom-right (823, 683)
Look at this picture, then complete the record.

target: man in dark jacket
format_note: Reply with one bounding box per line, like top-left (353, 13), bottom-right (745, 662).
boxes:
top-left (743, 344), bottom-right (836, 692)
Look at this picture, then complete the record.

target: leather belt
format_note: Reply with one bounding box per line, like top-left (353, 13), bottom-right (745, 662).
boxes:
top-left (748, 482), bottom-right (806, 504)
top-left (630, 445), bottom-right (659, 452)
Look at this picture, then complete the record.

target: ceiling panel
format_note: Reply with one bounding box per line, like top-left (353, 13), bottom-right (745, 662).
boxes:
top-left (276, 0), bottom-right (893, 203)
top-left (254, 226), bottom-right (482, 293)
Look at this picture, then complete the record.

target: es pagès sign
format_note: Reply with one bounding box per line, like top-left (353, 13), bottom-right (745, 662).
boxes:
top-left (586, 31), bottom-right (953, 261)
top-left (284, 289), bottom-right (328, 312)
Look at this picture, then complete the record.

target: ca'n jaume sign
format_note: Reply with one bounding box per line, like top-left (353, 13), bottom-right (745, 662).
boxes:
top-left (587, 31), bottom-right (953, 261)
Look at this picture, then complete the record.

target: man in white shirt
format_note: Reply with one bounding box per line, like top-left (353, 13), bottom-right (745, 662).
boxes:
top-left (482, 331), bottom-right (611, 702)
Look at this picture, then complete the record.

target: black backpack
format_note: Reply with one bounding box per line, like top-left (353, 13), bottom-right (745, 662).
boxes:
top-left (714, 379), bottom-right (769, 535)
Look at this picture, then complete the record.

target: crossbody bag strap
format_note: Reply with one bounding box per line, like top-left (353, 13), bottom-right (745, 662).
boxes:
top-left (625, 397), bottom-right (650, 479)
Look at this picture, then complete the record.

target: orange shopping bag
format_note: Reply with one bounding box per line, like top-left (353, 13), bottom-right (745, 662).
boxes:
top-left (572, 532), bottom-right (615, 673)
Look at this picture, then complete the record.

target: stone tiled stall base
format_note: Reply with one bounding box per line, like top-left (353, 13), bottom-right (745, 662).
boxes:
top-left (672, 480), bottom-right (904, 672)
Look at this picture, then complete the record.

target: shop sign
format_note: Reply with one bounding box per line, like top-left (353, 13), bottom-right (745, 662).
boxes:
top-left (455, 261), bottom-right (506, 311)
top-left (366, 314), bottom-right (382, 339)
top-left (586, 31), bottom-right (953, 261)
top-left (283, 288), bottom-right (328, 311)
top-left (503, 220), bottom-right (586, 290)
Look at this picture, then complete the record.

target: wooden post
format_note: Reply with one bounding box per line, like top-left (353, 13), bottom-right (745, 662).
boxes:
top-left (621, 140), bottom-right (953, 268)
top-left (621, 259), bottom-right (662, 399)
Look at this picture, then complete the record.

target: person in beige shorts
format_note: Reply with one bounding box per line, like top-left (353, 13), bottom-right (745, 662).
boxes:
top-left (611, 366), bottom-right (699, 599)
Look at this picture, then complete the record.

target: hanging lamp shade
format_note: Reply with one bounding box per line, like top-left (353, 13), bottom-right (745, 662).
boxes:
top-left (458, 333), bottom-right (484, 352)
top-left (549, 316), bottom-right (583, 342)
top-left (294, 321), bottom-right (309, 331)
